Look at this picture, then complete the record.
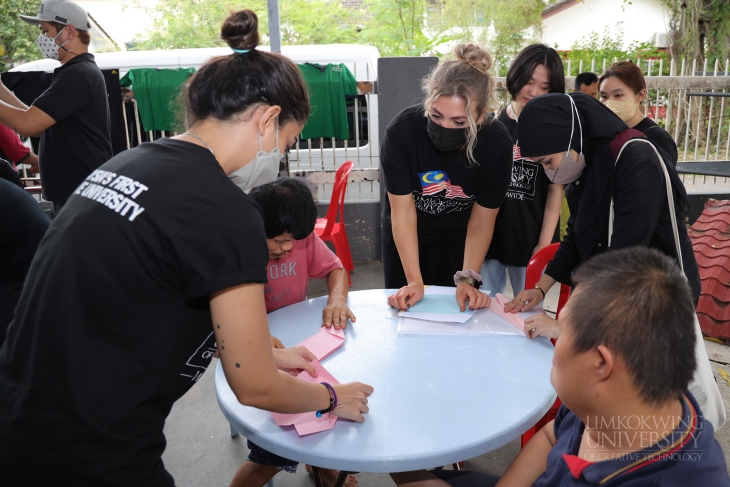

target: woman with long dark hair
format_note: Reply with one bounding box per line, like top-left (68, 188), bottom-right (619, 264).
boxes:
top-left (0, 10), bottom-right (372, 487)
top-left (482, 44), bottom-right (565, 297)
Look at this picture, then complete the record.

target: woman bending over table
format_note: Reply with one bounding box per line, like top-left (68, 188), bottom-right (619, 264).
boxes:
top-left (0, 10), bottom-right (372, 487)
top-left (381, 43), bottom-right (513, 312)
top-left (504, 93), bottom-right (699, 337)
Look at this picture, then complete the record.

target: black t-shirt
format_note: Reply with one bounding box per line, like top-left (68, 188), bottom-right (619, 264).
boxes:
top-left (33, 53), bottom-right (112, 204)
top-left (634, 117), bottom-right (678, 167)
top-left (486, 110), bottom-right (555, 266)
top-left (0, 139), bottom-right (268, 486)
top-left (381, 105), bottom-right (513, 244)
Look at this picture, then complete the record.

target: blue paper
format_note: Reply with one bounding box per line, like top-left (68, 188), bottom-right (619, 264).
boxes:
top-left (407, 294), bottom-right (465, 314)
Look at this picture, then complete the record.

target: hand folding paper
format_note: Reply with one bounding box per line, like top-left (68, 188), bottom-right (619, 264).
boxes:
top-left (270, 359), bottom-right (341, 436)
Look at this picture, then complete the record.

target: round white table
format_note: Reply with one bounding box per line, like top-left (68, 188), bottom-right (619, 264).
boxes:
top-left (215, 289), bottom-right (556, 477)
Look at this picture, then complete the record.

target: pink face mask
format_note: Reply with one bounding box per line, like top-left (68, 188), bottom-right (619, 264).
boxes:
top-left (544, 96), bottom-right (586, 185)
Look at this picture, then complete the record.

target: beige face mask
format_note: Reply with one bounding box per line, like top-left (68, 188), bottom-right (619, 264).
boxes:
top-left (605, 96), bottom-right (639, 122)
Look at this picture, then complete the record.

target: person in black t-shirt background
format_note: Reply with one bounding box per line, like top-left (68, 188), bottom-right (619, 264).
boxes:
top-left (382, 43), bottom-right (513, 312)
top-left (0, 0), bottom-right (112, 216)
top-left (482, 44), bottom-right (565, 297)
top-left (600, 61), bottom-right (678, 166)
top-left (0, 10), bottom-right (372, 487)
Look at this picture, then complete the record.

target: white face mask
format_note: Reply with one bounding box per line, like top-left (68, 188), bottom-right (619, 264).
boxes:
top-left (545, 96), bottom-right (586, 185)
top-left (35, 29), bottom-right (68, 61)
top-left (229, 118), bottom-right (282, 193)
top-left (605, 96), bottom-right (639, 122)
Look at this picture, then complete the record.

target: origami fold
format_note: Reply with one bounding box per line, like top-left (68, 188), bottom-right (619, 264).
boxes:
top-left (296, 326), bottom-right (345, 361)
top-left (270, 359), bottom-right (341, 436)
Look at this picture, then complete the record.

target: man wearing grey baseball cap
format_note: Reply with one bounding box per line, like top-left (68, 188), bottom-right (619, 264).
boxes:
top-left (0, 0), bottom-right (112, 216)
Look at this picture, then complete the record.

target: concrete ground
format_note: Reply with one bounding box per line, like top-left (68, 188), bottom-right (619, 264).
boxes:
top-left (162, 260), bottom-right (730, 486)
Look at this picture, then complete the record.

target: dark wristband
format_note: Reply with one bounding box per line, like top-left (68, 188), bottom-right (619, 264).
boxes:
top-left (316, 382), bottom-right (338, 417)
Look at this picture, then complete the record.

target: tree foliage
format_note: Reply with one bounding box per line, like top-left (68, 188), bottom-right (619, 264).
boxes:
top-left (0, 0), bottom-right (41, 72)
top-left (130, 0), bottom-right (542, 58)
top-left (565, 28), bottom-right (667, 75)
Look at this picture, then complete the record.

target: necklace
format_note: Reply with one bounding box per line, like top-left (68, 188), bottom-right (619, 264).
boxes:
top-left (510, 101), bottom-right (520, 122)
top-left (182, 132), bottom-right (215, 156)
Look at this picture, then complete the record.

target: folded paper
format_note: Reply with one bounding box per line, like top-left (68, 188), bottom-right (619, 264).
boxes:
top-left (270, 359), bottom-right (340, 436)
top-left (296, 326), bottom-right (345, 361)
top-left (488, 293), bottom-right (546, 331)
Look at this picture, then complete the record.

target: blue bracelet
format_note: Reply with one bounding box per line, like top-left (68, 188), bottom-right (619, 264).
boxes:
top-left (316, 382), bottom-right (337, 417)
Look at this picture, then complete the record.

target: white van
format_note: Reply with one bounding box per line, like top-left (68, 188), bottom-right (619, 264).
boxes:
top-left (11, 45), bottom-right (381, 202)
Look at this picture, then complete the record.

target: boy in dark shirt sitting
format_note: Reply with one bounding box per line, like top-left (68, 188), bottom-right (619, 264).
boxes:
top-left (393, 247), bottom-right (730, 487)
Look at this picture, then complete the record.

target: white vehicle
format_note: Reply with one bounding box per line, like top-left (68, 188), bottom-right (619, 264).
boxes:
top-left (11, 45), bottom-right (381, 201)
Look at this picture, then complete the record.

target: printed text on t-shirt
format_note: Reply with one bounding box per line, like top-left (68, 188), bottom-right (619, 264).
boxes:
top-left (74, 169), bottom-right (148, 221)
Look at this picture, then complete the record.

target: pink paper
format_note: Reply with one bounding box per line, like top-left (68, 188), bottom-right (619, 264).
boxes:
top-left (270, 359), bottom-right (341, 435)
top-left (489, 293), bottom-right (526, 331)
top-left (296, 326), bottom-right (345, 361)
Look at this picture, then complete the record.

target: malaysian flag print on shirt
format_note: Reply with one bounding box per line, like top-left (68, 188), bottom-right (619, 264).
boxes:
top-left (419, 171), bottom-right (470, 199)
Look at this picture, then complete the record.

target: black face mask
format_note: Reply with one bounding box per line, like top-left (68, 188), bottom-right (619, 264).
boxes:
top-left (426, 117), bottom-right (468, 152)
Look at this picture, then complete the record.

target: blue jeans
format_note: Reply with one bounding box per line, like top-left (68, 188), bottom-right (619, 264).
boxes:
top-left (480, 260), bottom-right (526, 296)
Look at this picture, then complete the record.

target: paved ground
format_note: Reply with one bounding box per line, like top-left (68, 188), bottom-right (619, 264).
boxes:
top-left (162, 260), bottom-right (730, 486)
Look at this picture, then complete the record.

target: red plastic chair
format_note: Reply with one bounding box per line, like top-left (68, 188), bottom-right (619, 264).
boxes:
top-left (520, 242), bottom-right (570, 448)
top-left (314, 161), bottom-right (354, 285)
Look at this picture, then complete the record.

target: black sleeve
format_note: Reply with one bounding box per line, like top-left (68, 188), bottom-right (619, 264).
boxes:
top-left (545, 212), bottom-right (581, 285)
top-left (32, 68), bottom-right (90, 123)
top-left (380, 124), bottom-right (413, 196)
top-left (609, 145), bottom-right (664, 250)
top-left (476, 132), bottom-right (513, 209)
top-left (645, 126), bottom-right (678, 167)
top-left (172, 201), bottom-right (269, 300)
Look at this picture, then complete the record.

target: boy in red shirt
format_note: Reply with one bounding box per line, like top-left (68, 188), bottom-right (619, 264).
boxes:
top-left (229, 177), bottom-right (357, 487)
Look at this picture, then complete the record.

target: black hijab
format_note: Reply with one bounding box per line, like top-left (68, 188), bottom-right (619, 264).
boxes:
top-left (517, 92), bottom-right (626, 157)
top-left (517, 92), bottom-right (690, 249)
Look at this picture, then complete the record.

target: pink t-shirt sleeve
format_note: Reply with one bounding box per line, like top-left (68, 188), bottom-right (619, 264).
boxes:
top-left (305, 233), bottom-right (343, 279)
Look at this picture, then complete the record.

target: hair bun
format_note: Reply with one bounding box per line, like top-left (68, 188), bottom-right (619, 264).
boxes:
top-left (221, 9), bottom-right (260, 51)
top-left (454, 43), bottom-right (493, 74)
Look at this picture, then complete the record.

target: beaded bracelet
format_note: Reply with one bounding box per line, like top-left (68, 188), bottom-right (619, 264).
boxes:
top-left (316, 382), bottom-right (338, 417)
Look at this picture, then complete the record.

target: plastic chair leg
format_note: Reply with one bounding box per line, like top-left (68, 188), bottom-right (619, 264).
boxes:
top-left (333, 231), bottom-right (354, 272)
top-left (229, 421), bottom-right (239, 438)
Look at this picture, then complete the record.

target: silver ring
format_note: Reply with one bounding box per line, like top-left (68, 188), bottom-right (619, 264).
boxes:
top-left (530, 327), bottom-right (536, 333)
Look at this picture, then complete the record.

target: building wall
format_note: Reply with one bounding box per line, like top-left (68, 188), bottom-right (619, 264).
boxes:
top-left (541, 0), bottom-right (669, 51)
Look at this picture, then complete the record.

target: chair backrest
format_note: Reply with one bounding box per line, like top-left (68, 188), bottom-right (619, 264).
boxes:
top-left (525, 243), bottom-right (571, 317)
top-left (321, 161), bottom-right (354, 235)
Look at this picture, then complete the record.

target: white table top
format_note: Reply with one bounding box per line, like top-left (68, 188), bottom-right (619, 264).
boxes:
top-left (215, 289), bottom-right (556, 472)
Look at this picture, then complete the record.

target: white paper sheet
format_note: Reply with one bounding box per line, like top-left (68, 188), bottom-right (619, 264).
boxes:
top-left (397, 303), bottom-right (546, 336)
top-left (395, 286), bottom-right (487, 323)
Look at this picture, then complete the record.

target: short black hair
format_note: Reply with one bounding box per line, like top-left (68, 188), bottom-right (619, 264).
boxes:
top-left (506, 44), bottom-right (565, 99)
top-left (574, 72), bottom-right (598, 91)
top-left (248, 178), bottom-right (317, 240)
top-left (568, 247), bottom-right (696, 406)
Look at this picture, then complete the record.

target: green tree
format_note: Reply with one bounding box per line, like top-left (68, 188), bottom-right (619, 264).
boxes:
top-left (132, 0), bottom-right (362, 50)
top-left (359, 0), bottom-right (451, 56)
top-left (0, 0), bottom-right (41, 72)
top-left (565, 29), bottom-right (667, 75)
top-left (428, 0), bottom-right (544, 60)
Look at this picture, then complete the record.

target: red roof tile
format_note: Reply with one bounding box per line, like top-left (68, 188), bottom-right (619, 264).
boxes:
top-left (689, 199), bottom-right (730, 340)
